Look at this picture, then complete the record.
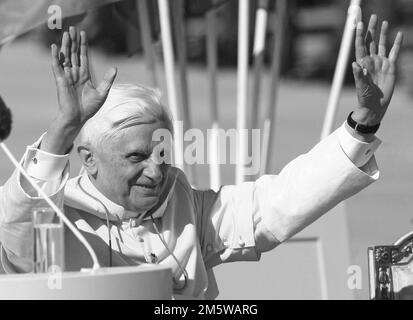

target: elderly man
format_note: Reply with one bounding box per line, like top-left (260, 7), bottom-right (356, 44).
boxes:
top-left (0, 16), bottom-right (403, 299)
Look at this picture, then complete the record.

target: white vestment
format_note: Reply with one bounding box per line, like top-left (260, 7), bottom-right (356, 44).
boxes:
top-left (0, 124), bottom-right (380, 299)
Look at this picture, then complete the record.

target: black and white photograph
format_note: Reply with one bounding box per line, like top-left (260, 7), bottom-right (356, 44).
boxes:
top-left (0, 0), bottom-right (412, 305)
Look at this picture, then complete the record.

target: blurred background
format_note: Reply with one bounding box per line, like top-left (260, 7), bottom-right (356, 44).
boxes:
top-left (10, 0), bottom-right (413, 83)
top-left (1, 0), bottom-right (413, 299)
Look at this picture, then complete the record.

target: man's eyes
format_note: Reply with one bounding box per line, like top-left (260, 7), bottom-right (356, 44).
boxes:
top-left (127, 149), bottom-right (165, 162)
top-left (127, 153), bottom-right (149, 162)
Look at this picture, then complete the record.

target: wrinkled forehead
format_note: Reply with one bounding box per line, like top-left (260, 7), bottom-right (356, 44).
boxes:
top-left (104, 120), bottom-right (173, 154)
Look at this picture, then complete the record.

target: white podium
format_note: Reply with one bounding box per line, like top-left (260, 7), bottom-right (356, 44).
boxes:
top-left (0, 265), bottom-right (172, 299)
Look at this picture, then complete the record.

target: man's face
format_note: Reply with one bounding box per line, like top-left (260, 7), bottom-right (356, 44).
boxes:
top-left (92, 121), bottom-right (170, 213)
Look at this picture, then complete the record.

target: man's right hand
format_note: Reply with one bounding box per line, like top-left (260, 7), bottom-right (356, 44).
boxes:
top-left (42, 27), bottom-right (117, 155)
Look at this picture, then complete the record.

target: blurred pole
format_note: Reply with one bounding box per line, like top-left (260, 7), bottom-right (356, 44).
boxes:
top-left (320, 0), bottom-right (362, 139)
top-left (171, 0), bottom-right (196, 185)
top-left (251, 0), bottom-right (268, 131)
top-left (136, 0), bottom-right (158, 87)
top-left (235, 0), bottom-right (250, 185)
top-left (249, 0), bottom-right (268, 180)
top-left (206, 2), bottom-right (221, 191)
top-left (171, 0), bottom-right (190, 135)
top-left (260, 0), bottom-right (287, 176)
top-left (158, 0), bottom-right (184, 171)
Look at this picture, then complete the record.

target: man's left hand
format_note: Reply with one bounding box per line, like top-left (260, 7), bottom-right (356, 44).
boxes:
top-left (352, 14), bottom-right (403, 127)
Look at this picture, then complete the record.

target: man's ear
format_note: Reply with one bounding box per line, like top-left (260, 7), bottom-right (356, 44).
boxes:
top-left (77, 146), bottom-right (98, 176)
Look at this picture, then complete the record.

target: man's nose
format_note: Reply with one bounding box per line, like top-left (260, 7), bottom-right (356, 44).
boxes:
top-left (142, 159), bottom-right (163, 183)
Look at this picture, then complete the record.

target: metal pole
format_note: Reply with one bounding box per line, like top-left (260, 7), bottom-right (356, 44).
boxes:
top-left (171, 0), bottom-right (190, 130)
top-left (206, 2), bottom-right (221, 191)
top-left (136, 0), bottom-right (158, 87)
top-left (158, 0), bottom-right (184, 170)
top-left (249, 0), bottom-right (268, 180)
top-left (251, 0), bottom-right (269, 131)
top-left (171, 0), bottom-right (196, 185)
top-left (235, 0), bottom-right (250, 185)
top-left (320, 0), bottom-right (362, 139)
top-left (260, 0), bottom-right (287, 176)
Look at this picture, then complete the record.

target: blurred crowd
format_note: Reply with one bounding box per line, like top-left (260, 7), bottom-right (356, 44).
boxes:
top-left (24, 0), bottom-right (413, 89)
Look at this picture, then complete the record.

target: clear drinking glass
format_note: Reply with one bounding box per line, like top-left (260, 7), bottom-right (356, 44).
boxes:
top-left (32, 207), bottom-right (64, 273)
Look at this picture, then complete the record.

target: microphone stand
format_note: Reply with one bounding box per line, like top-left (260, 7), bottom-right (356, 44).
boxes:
top-left (0, 97), bottom-right (100, 272)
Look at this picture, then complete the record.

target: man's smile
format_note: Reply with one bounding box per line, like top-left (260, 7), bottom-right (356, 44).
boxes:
top-left (133, 183), bottom-right (160, 196)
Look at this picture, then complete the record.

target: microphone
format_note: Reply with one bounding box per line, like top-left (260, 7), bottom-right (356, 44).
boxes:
top-left (0, 96), bottom-right (101, 272)
top-left (0, 95), bottom-right (12, 142)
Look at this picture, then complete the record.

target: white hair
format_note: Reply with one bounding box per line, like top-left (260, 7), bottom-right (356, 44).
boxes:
top-left (77, 84), bottom-right (173, 148)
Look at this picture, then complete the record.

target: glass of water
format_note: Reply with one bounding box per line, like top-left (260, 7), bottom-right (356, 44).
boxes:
top-left (32, 207), bottom-right (64, 273)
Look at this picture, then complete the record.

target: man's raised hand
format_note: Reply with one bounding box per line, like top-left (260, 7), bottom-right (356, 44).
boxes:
top-left (42, 27), bottom-right (117, 154)
top-left (51, 27), bottom-right (117, 128)
top-left (351, 15), bottom-right (403, 127)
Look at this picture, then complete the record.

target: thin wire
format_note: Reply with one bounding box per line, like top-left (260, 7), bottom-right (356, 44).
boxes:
top-left (150, 214), bottom-right (189, 292)
top-left (0, 142), bottom-right (101, 271)
top-left (77, 177), bottom-right (113, 267)
top-left (141, 169), bottom-right (188, 292)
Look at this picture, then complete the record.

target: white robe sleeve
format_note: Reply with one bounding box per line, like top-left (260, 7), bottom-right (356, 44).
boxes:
top-left (253, 125), bottom-right (380, 248)
top-left (0, 135), bottom-right (69, 273)
top-left (196, 125), bottom-right (380, 267)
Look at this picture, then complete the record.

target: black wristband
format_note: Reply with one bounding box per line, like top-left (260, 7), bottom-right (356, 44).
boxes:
top-left (346, 111), bottom-right (380, 134)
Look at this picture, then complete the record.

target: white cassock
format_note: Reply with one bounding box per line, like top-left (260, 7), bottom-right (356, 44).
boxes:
top-left (0, 123), bottom-right (381, 299)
